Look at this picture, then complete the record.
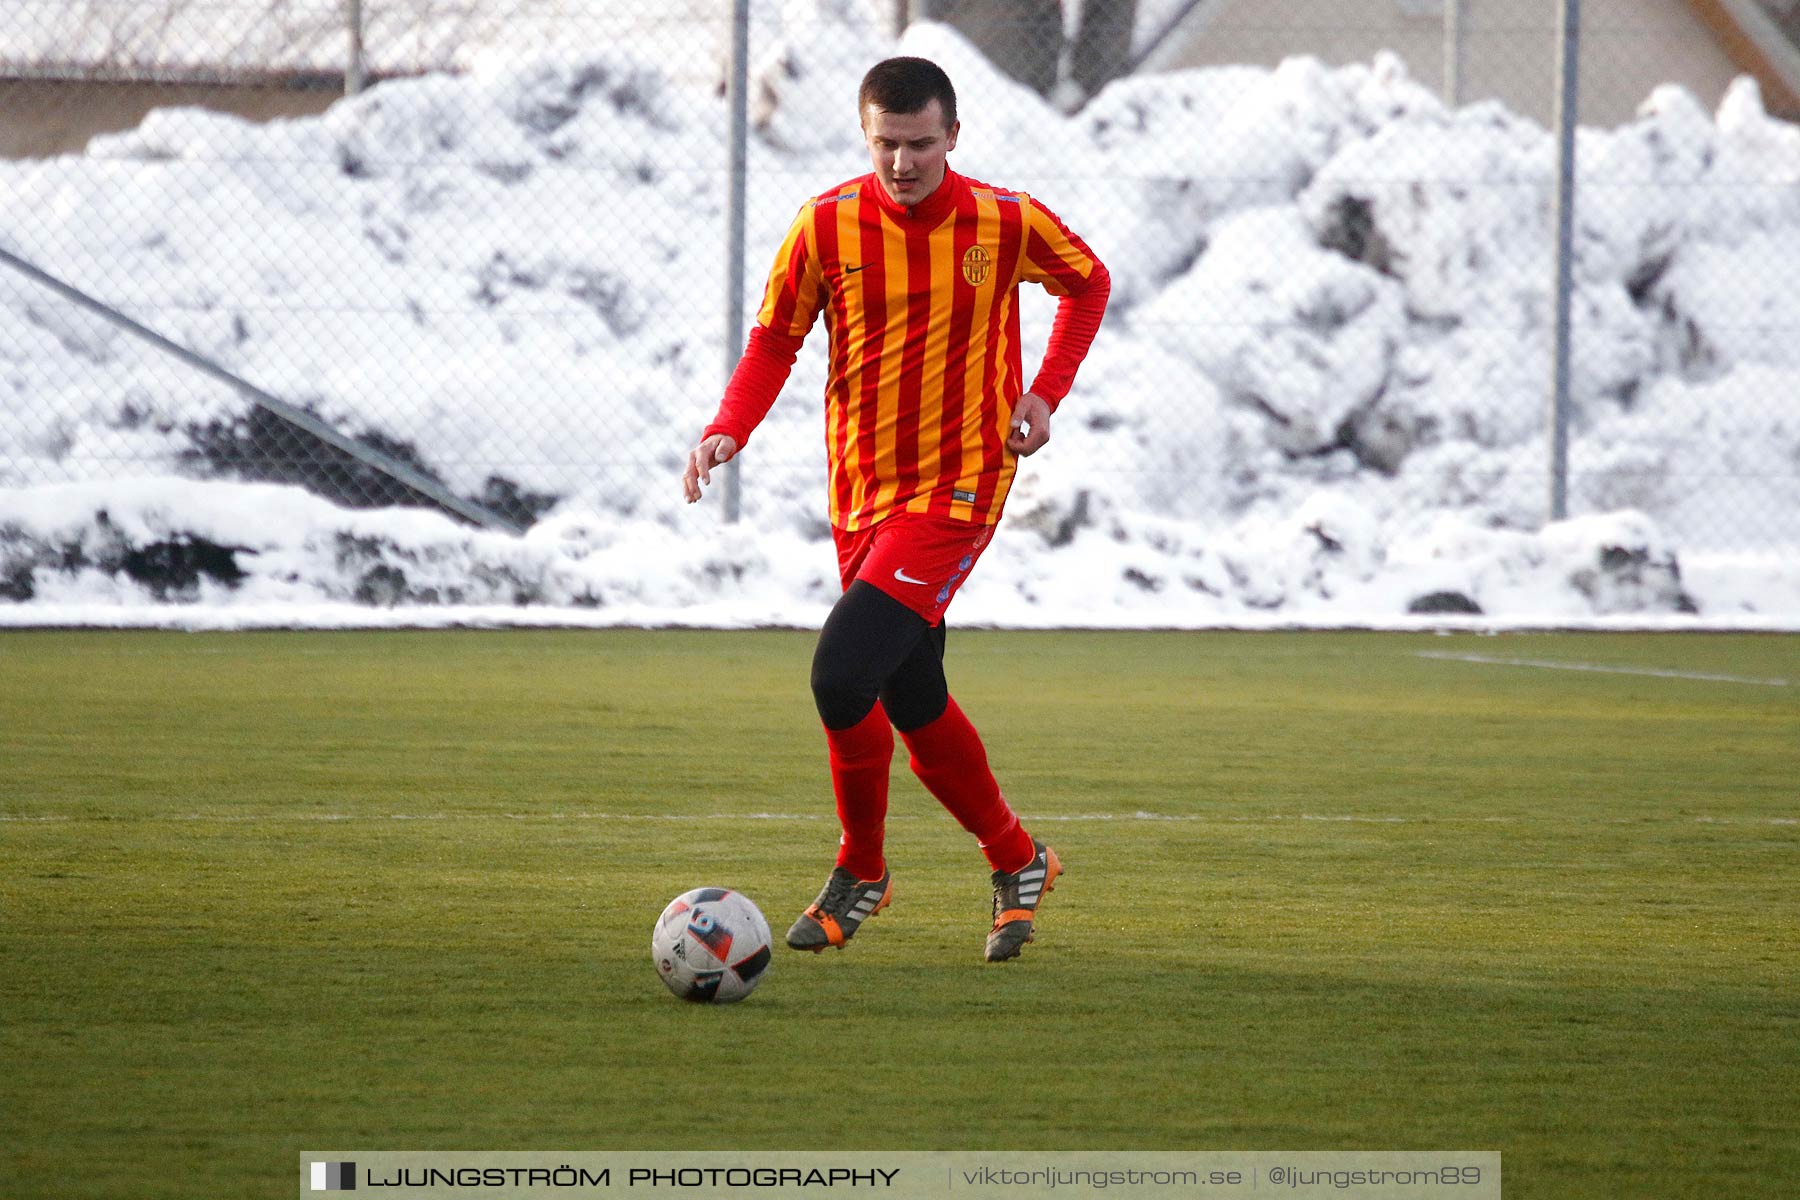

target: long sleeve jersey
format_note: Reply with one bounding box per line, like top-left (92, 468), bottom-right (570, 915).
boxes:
top-left (705, 167), bottom-right (1110, 531)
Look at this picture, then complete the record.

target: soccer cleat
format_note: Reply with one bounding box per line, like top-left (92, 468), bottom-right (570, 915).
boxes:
top-left (785, 865), bottom-right (892, 952)
top-left (984, 840), bottom-right (1061, 962)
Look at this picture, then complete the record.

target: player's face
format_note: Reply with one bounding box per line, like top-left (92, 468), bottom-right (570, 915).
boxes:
top-left (862, 100), bottom-right (959, 207)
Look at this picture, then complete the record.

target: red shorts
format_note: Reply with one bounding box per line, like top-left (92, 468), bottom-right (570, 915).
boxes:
top-left (834, 513), bottom-right (997, 625)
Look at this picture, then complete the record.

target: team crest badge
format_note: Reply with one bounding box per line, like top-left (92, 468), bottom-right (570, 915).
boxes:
top-left (961, 245), bottom-right (992, 286)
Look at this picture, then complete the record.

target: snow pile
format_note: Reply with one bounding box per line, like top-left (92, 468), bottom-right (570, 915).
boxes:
top-left (2, 6), bottom-right (1798, 627)
top-left (0, 476), bottom-right (1705, 626)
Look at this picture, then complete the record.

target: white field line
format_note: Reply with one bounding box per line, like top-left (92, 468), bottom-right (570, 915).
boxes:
top-left (1415, 650), bottom-right (1791, 687)
top-left (0, 812), bottom-right (821, 823)
top-left (4, 811), bottom-right (1795, 825)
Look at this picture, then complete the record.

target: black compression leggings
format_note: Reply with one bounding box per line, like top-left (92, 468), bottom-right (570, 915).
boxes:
top-left (811, 581), bottom-right (950, 732)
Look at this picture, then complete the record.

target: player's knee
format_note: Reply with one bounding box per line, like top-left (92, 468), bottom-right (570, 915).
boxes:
top-left (811, 650), bottom-right (880, 730)
top-left (881, 677), bottom-right (948, 733)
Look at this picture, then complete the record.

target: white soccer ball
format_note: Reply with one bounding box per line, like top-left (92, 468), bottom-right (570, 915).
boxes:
top-left (651, 887), bottom-right (773, 1003)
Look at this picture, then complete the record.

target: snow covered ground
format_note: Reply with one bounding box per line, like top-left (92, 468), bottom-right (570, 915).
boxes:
top-left (3, 5), bottom-right (1798, 630)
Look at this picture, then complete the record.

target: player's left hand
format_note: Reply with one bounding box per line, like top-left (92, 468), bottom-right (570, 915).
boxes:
top-left (1007, 392), bottom-right (1052, 456)
top-left (682, 433), bottom-right (739, 503)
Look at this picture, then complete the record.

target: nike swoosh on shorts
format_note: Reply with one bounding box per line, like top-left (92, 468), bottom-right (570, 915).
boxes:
top-left (893, 568), bottom-right (930, 585)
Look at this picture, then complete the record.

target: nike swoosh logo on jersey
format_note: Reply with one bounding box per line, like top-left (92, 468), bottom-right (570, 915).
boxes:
top-left (893, 567), bottom-right (930, 585)
top-left (844, 263), bottom-right (870, 274)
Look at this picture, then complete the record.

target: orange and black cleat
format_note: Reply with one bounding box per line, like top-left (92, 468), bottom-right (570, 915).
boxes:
top-left (985, 840), bottom-right (1061, 962)
top-left (785, 866), bottom-right (892, 952)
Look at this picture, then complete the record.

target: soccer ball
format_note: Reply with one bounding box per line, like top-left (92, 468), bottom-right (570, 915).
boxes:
top-left (651, 887), bottom-right (773, 1003)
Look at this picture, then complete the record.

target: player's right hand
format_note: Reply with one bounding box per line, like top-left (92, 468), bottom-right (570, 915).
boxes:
top-left (682, 433), bottom-right (739, 503)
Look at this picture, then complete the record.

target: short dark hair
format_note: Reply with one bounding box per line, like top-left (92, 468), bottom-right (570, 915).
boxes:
top-left (858, 56), bottom-right (957, 129)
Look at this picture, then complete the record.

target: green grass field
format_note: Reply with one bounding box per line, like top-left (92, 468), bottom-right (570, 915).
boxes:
top-left (2, 629), bottom-right (1796, 1199)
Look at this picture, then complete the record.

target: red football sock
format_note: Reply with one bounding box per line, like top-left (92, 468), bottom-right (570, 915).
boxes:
top-left (824, 703), bottom-right (893, 882)
top-left (899, 697), bottom-right (1034, 872)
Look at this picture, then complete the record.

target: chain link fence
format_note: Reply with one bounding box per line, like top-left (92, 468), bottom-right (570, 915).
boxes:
top-left (2, 0), bottom-right (1797, 611)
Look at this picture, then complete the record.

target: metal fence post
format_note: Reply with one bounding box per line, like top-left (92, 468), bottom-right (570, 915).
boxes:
top-left (346, 0), bottom-right (366, 96)
top-left (1547, 0), bottom-right (1580, 523)
top-left (720, 0), bottom-right (749, 525)
top-left (1444, 0), bottom-right (1465, 108)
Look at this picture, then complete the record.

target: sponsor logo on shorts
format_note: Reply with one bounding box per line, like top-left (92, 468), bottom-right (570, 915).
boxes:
top-left (893, 567), bottom-right (930, 586)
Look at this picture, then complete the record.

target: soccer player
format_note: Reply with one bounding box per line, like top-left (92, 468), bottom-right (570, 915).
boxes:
top-left (682, 56), bottom-right (1109, 962)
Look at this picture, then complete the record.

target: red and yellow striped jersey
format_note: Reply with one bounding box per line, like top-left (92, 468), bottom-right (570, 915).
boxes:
top-left (708, 168), bottom-right (1109, 531)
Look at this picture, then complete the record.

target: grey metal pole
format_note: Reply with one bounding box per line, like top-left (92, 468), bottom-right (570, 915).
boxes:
top-left (0, 245), bottom-right (524, 533)
top-left (720, 0), bottom-right (750, 525)
top-left (346, 0), bottom-right (366, 95)
top-left (1444, 0), bottom-right (1465, 108)
top-left (1128, 0), bottom-right (1210, 73)
top-left (1547, 0), bottom-right (1580, 523)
